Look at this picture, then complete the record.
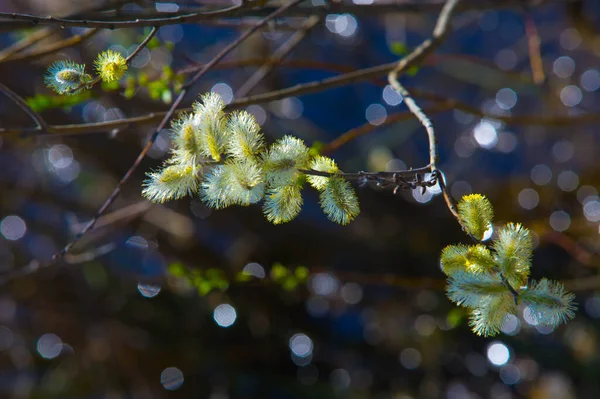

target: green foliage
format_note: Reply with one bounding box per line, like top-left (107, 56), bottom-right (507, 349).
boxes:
top-left (167, 262), bottom-right (308, 295)
top-left (457, 194), bottom-right (494, 240)
top-left (443, 194), bottom-right (576, 336)
top-left (143, 92), bottom-right (359, 225)
top-left (26, 92), bottom-right (91, 112)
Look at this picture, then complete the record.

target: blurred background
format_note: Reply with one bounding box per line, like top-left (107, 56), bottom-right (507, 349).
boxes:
top-left (0, 0), bottom-right (600, 397)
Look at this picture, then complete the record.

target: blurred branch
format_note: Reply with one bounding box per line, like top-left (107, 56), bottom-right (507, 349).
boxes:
top-left (1, 28), bottom-right (100, 64)
top-left (3, 85), bottom-right (600, 138)
top-left (0, 82), bottom-right (48, 134)
top-left (0, 4), bottom-right (244, 29)
top-left (523, 11), bottom-right (545, 84)
top-left (235, 15), bottom-right (320, 98)
top-left (0, 0), bottom-right (575, 29)
top-left (0, 27), bottom-right (58, 62)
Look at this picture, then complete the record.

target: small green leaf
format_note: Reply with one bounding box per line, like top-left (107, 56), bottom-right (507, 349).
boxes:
top-left (197, 281), bottom-right (212, 296)
top-left (389, 42), bottom-right (408, 56)
top-left (406, 65), bottom-right (420, 77)
top-left (294, 266), bottom-right (309, 281)
top-left (168, 262), bottom-right (187, 277)
top-left (146, 36), bottom-right (161, 50)
top-left (282, 276), bottom-right (298, 291)
top-left (271, 263), bottom-right (288, 280)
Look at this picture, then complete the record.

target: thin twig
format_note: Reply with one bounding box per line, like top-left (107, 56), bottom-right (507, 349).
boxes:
top-left (524, 11), bottom-right (545, 84)
top-left (4, 83), bottom-right (600, 138)
top-left (3, 28), bottom-right (100, 64)
top-left (0, 82), bottom-right (48, 133)
top-left (0, 0), bottom-right (574, 30)
top-left (236, 15), bottom-right (320, 98)
top-left (41, 0), bottom-right (304, 272)
top-left (0, 27), bottom-right (58, 62)
top-left (0, 4), bottom-right (243, 30)
top-left (387, 0), bottom-right (461, 227)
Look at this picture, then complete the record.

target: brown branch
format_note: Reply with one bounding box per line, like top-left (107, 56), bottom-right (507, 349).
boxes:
top-left (0, 27), bottom-right (58, 62)
top-left (0, 4), bottom-right (243, 30)
top-left (0, 82), bottom-right (48, 134)
top-left (0, 0), bottom-right (574, 30)
top-left (1, 28), bottom-right (99, 64)
top-left (524, 11), bottom-right (545, 84)
top-left (3, 81), bottom-right (600, 138)
top-left (387, 0), bottom-right (461, 228)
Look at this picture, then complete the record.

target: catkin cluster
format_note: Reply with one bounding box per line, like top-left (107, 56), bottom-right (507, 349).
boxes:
top-left (44, 50), bottom-right (128, 95)
top-left (441, 194), bottom-right (576, 336)
top-left (143, 92), bottom-right (360, 225)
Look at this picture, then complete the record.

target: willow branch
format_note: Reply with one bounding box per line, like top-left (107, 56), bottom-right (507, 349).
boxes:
top-left (387, 0), bottom-right (461, 223)
top-left (1, 28), bottom-right (99, 64)
top-left (0, 0), bottom-right (573, 30)
top-left (524, 11), bottom-right (545, 84)
top-left (45, 0), bottom-right (304, 269)
top-left (0, 27), bottom-right (57, 62)
top-left (0, 4), bottom-right (243, 30)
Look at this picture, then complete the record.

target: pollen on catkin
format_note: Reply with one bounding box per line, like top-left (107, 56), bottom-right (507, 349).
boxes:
top-left (142, 163), bottom-right (199, 203)
top-left (94, 50), bottom-right (128, 83)
top-left (262, 136), bottom-right (310, 186)
top-left (306, 156), bottom-right (339, 190)
top-left (169, 113), bottom-right (202, 164)
top-left (193, 92), bottom-right (227, 161)
top-left (44, 60), bottom-right (92, 95)
top-left (320, 177), bottom-right (360, 225)
top-left (263, 183), bottom-right (303, 224)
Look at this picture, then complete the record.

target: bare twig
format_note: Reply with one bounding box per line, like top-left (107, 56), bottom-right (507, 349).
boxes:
top-left (0, 27), bottom-right (58, 62)
top-left (1, 28), bottom-right (99, 64)
top-left (0, 82), bottom-right (48, 133)
top-left (0, 0), bottom-right (573, 30)
top-left (0, 4), bottom-right (243, 30)
top-left (387, 0), bottom-right (461, 224)
top-left (524, 11), bottom-right (545, 84)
